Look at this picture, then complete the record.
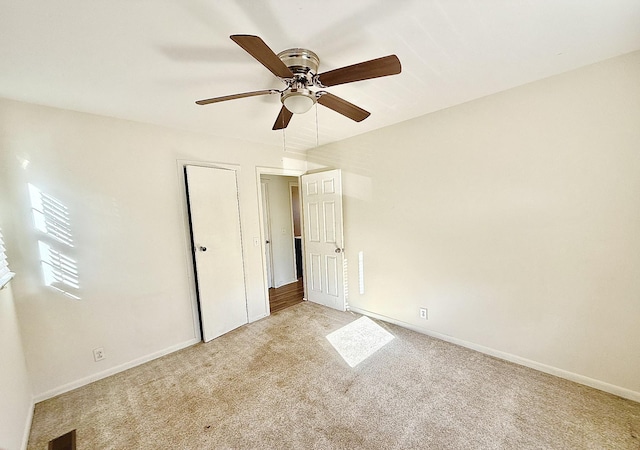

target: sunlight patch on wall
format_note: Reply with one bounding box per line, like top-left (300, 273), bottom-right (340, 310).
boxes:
top-left (28, 184), bottom-right (74, 247)
top-left (326, 316), bottom-right (394, 367)
top-left (28, 183), bottom-right (80, 299)
top-left (0, 228), bottom-right (16, 289)
top-left (37, 241), bottom-right (80, 299)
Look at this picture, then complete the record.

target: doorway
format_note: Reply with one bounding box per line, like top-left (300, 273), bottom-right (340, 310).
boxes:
top-left (268, 278), bottom-right (304, 313)
top-left (259, 174), bottom-right (303, 313)
top-left (257, 167), bottom-right (347, 315)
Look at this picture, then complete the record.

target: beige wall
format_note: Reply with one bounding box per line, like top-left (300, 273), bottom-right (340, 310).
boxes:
top-left (307, 51), bottom-right (640, 397)
top-left (0, 98), bottom-right (306, 399)
top-left (0, 284), bottom-right (33, 450)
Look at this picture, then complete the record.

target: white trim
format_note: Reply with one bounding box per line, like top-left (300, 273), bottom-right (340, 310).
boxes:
top-left (256, 167), bottom-right (306, 178)
top-left (274, 278), bottom-right (300, 289)
top-left (33, 338), bottom-right (199, 402)
top-left (20, 400), bottom-right (34, 450)
top-left (350, 306), bottom-right (640, 403)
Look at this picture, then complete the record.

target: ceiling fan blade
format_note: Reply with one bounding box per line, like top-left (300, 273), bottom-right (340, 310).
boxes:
top-left (230, 35), bottom-right (294, 79)
top-left (317, 93), bottom-right (370, 122)
top-left (316, 55), bottom-right (401, 87)
top-left (195, 89), bottom-right (277, 105)
top-left (272, 105), bottom-right (293, 130)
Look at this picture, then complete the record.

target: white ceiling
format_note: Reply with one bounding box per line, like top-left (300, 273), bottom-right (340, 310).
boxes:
top-left (2, 0), bottom-right (640, 152)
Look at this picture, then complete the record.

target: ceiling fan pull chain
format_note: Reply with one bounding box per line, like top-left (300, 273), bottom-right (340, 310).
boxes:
top-left (315, 102), bottom-right (319, 148)
top-left (282, 126), bottom-right (287, 153)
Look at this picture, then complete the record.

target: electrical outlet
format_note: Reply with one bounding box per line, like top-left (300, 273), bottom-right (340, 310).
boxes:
top-left (419, 308), bottom-right (428, 320)
top-left (93, 347), bottom-right (105, 362)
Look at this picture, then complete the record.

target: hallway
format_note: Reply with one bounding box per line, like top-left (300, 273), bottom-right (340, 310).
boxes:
top-left (268, 278), bottom-right (303, 313)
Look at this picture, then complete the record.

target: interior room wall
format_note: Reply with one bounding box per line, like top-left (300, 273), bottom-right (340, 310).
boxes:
top-left (260, 176), bottom-right (298, 288)
top-left (0, 284), bottom-right (33, 450)
top-left (0, 98), bottom-right (306, 400)
top-left (306, 51), bottom-right (640, 398)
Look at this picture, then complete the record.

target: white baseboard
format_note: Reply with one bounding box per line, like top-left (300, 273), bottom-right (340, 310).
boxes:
top-left (20, 398), bottom-right (34, 450)
top-left (33, 338), bottom-right (200, 403)
top-left (274, 278), bottom-right (298, 289)
top-left (350, 307), bottom-right (640, 403)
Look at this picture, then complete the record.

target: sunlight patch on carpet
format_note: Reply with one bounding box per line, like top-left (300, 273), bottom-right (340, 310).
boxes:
top-left (326, 316), bottom-right (394, 367)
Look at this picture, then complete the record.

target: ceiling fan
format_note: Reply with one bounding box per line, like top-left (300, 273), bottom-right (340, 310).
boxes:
top-left (195, 35), bottom-right (402, 130)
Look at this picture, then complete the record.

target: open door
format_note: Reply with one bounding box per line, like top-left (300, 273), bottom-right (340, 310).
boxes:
top-left (261, 181), bottom-right (275, 288)
top-left (301, 169), bottom-right (346, 311)
top-left (185, 165), bottom-right (248, 342)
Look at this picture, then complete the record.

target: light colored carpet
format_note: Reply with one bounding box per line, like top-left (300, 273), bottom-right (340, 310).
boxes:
top-left (28, 302), bottom-right (640, 449)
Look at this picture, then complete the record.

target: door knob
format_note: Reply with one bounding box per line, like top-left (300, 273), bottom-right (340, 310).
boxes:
top-left (199, 246), bottom-right (207, 252)
top-left (335, 248), bottom-right (344, 254)
top-left (266, 240), bottom-right (270, 244)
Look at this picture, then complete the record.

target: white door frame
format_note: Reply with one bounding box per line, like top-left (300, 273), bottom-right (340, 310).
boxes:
top-left (256, 167), bottom-right (306, 315)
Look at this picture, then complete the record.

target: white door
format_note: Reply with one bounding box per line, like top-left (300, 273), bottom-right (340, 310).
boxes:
top-left (185, 165), bottom-right (248, 342)
top-left (301, 169), bottom-right (346, 311)
top-left (261, 181), bottom-right (275, 288)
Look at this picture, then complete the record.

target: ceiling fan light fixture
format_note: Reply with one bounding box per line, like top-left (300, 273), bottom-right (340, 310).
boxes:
top-left (282, 88), bottom-right (316, 114)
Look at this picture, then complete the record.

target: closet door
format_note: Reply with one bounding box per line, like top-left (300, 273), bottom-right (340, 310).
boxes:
top-left (185, 165), bottom-right (247, 342)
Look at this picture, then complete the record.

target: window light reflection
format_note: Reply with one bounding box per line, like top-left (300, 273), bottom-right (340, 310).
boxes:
top-left (29, 183), bottom-right (80, 299)
top-left (326, 316), bottom-right (394, 367)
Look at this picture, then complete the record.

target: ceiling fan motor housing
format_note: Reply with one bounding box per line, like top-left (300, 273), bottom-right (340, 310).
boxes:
top-left (277, 48), bottom-right (320, 113)
top-left (277, 48), bottom-right (320, 80)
